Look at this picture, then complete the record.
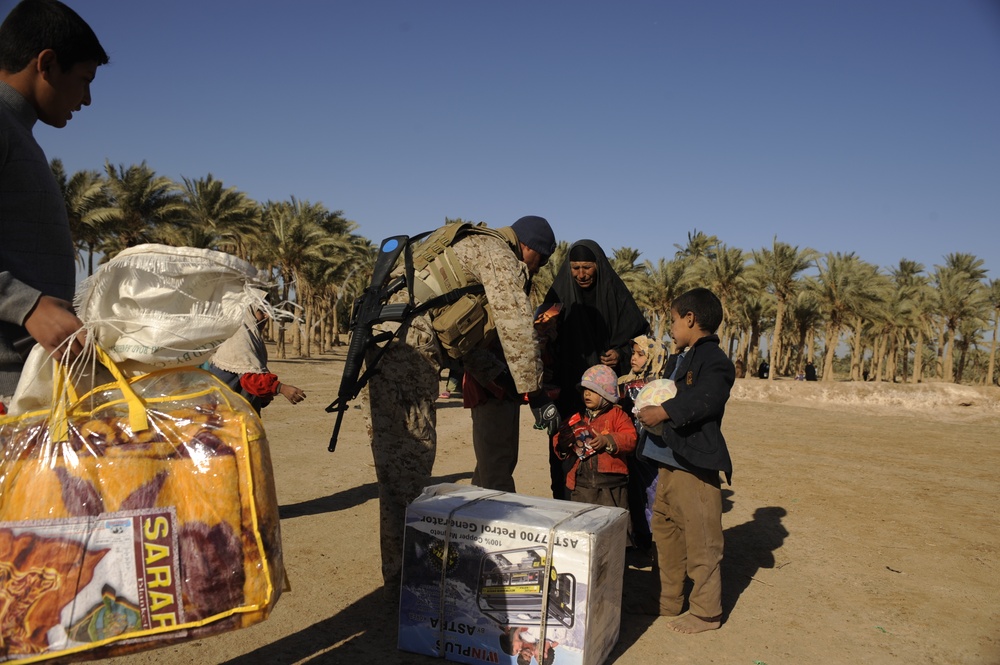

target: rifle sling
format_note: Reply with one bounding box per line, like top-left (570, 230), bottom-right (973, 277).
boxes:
top-left (326, 283), bottom-right (486, 413)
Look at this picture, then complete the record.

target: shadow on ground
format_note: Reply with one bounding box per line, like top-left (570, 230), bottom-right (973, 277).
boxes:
top-left (219, 588), bottom-right (439, 665)
top-left (278, 472), bottom-right (473, 519)
top-left (612, 491), bottom-right (787, 657)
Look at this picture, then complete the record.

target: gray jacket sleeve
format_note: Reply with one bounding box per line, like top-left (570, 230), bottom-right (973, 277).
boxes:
top-left (0, 271), bottom-right (42, 327)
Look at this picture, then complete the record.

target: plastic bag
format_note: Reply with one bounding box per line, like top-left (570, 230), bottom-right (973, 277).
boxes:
top-left (0, 346), bottom-right (283, 663)
top-left (10, 244), bottom-right (265, 416)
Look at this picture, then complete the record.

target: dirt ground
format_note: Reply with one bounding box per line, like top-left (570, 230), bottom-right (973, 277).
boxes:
top-left (106, 347), bottom-right (1000, 665)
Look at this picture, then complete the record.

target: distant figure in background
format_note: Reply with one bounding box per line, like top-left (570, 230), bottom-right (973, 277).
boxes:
top-left (205, 306), bottom-right (307, 414)
top-left (757, 359), bottom-right (769, 379)
top-left (805, 360), bottom-right (817, 381)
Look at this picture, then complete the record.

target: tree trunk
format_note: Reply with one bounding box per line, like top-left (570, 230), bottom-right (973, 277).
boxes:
top-left (987, 312), bottom-right (999, 386)
top-left (748, 322), bottom-right (762, 378)
top-left (736, 329), bottom-right (750, 374)
top-left (277, 281), bottom-right (290, 360)
top-left (768, 299), bottom-right (785, 381)
top-left (872, 334), bottom-right (885, 383)
top-left (943, 326), bottom-right (955, 383)
top-left (955, 336), bottom-right (968, 384)
top-left (332, 296), bottom-right (343, 347)
top-left (913, 329), bottom-right (925, 383)
top-left (850, 316), bottom-right (864, 381)
top-left (822, 324), bottom-right (840, 382)
top-left (302, 300), bottom-right (313, 358)
top-left (900, 332), bottom-right (911, 383)
top-left (935, 321), bottom-right (946, 380)
top-left (887, 332), bottom-right (899, 383)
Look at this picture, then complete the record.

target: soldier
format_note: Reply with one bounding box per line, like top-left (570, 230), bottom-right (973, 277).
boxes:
top-left (362, 215), bottom-right (557, 599)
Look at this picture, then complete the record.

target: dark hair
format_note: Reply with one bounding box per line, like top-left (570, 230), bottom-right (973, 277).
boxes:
top-left (672, 287), bottom-right (723, 334)
top-left (0, 0), bottom-right (108, 73)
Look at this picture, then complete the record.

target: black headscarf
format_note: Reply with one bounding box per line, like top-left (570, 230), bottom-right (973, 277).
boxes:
top-left (542, 239), bottom-right (649, 415)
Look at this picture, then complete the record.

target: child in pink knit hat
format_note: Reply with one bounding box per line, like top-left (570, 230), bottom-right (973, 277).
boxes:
top-left (552, 364), bottom-right (637, 508)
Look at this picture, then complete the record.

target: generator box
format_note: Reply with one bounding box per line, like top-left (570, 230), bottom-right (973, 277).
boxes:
top-left (398, 484), bottom-right (628, 665)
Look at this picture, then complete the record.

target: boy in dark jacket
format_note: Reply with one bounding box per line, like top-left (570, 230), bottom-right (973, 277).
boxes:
top-left (636, 288), bottom-right (735, 633)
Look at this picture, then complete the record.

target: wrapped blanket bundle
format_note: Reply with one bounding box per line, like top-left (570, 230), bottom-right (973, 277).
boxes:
top-left (0, 353), bottom-right (283, 663)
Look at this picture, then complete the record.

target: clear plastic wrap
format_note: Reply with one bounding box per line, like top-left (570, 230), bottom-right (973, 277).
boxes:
top-left (0, 348), bottom-right (283, 663)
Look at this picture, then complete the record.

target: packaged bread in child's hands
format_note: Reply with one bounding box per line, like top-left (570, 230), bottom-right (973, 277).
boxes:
top-left (633, 378), bottom-right (677, 436)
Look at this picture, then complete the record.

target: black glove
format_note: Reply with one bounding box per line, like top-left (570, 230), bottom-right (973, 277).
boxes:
top-left (530, 401), bottom-right (561, 438)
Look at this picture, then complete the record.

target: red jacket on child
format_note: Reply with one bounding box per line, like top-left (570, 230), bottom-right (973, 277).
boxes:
top-left (554, 404), bottom-right (637, 490)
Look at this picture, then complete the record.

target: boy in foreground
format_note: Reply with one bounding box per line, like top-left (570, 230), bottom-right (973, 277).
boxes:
top-left (636, 287), bottom-right (735, 633)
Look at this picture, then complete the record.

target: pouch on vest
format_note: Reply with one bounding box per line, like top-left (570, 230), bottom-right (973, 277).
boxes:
top-left (432, 293), bottom-right (498, 359)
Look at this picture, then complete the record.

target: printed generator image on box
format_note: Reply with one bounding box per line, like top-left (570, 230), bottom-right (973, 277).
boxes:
top-left (398, 484), bottom-right (628, 665)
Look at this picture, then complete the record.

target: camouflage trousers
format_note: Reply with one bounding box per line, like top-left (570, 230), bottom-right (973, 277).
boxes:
top-left (361, 312), bottom-right (441, 591)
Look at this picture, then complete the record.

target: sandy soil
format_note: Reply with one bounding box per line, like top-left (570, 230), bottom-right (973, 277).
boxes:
top-left (106, 347), bottom-right (1000, 665)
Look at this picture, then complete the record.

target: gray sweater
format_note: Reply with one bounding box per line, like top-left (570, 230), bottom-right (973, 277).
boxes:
top-left (0, 81), bottom-right (76, 395)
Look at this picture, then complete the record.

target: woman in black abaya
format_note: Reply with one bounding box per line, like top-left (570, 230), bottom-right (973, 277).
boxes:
top-left (541, 239), bottom-right (649, 499)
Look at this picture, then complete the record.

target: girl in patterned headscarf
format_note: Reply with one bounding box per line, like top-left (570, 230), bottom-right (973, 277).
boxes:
top-left (617, 333), bottom-right (671, 556)
top-left (618, 334), bottom-right (670, 411)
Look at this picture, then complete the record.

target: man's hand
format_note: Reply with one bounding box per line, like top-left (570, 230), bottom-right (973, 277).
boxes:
top-left (278, 382), bottom-right (307, 405)
top-left (599, 348), bottom-right (619, 367)
top-left (23, 295), bottom-right (85, 362)
top-left (530, 401), bottom-right (561, 437)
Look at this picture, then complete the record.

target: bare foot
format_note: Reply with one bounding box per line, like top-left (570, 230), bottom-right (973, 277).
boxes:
top-left (666, 613), bottom-right (721, 634)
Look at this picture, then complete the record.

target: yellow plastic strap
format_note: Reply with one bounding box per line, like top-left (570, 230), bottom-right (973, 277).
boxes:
top-left (94, 345), bottom-right (149, 433)
top-left (49, 361), bottom-right (74, 442)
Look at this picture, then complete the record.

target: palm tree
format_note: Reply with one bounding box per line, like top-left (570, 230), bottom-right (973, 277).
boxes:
top-left (954, 309), bottom-right (988, 384)
top-left (986, 279), bottom-right (1000, 386)
top-left (886, 260), bottom-right (931, 382)
top-left (610, 247), bottom-right (646, 302)
top-left (637, 257), bottom-right (690, 343)
top-left (846, 262), bottom-right (890, 382)
top-left (256, 198), bottom-right (340, 358)
top-left (807, 252), bottom-right (884, 382)
top-left (752, 239), bottom-right (817, 380)
top-left (696, 244), bottom-right (750, 355)
top-left (52, 159), bottom-right (108, 275)
top-left (933, 253), bottom-right (987, 383)
top-left (530, 240), bottom-right (568, 308)
top-left (325, 236), bottom-right (377, 347)
top-left (787, 289), bottom-right (824, 376)
top-left (175, 174), bottom-right (260, 255)
top-left (732, 290), bottom-right (771, 377)
top-left (298, 209), bottom-right (368, 353)
top-left (673, 229), bottom-right (719, 263)
top-left (92, 161), bottom-right (186, 257)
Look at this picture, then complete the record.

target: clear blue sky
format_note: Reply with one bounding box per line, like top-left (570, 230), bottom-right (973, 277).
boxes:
top-left (10, 0), bottom-right (1000, 279)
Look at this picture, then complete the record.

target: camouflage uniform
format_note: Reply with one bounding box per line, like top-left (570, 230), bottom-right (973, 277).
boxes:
top-left (364, 229), bottom-right (543, 592)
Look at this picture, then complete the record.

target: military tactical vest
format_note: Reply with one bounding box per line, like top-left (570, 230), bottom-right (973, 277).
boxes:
top-left (410, 222), bottom-right (521, 359)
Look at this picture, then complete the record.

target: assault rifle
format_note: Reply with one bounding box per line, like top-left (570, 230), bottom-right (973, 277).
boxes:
top-left (325, 232), bottom-right (485, 451)
top-left (325, 235), bottom-right (412, 451)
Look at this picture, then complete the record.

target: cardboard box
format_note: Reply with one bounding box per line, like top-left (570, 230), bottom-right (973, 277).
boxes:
top-left (399, 484), bottom-right (628, 665)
